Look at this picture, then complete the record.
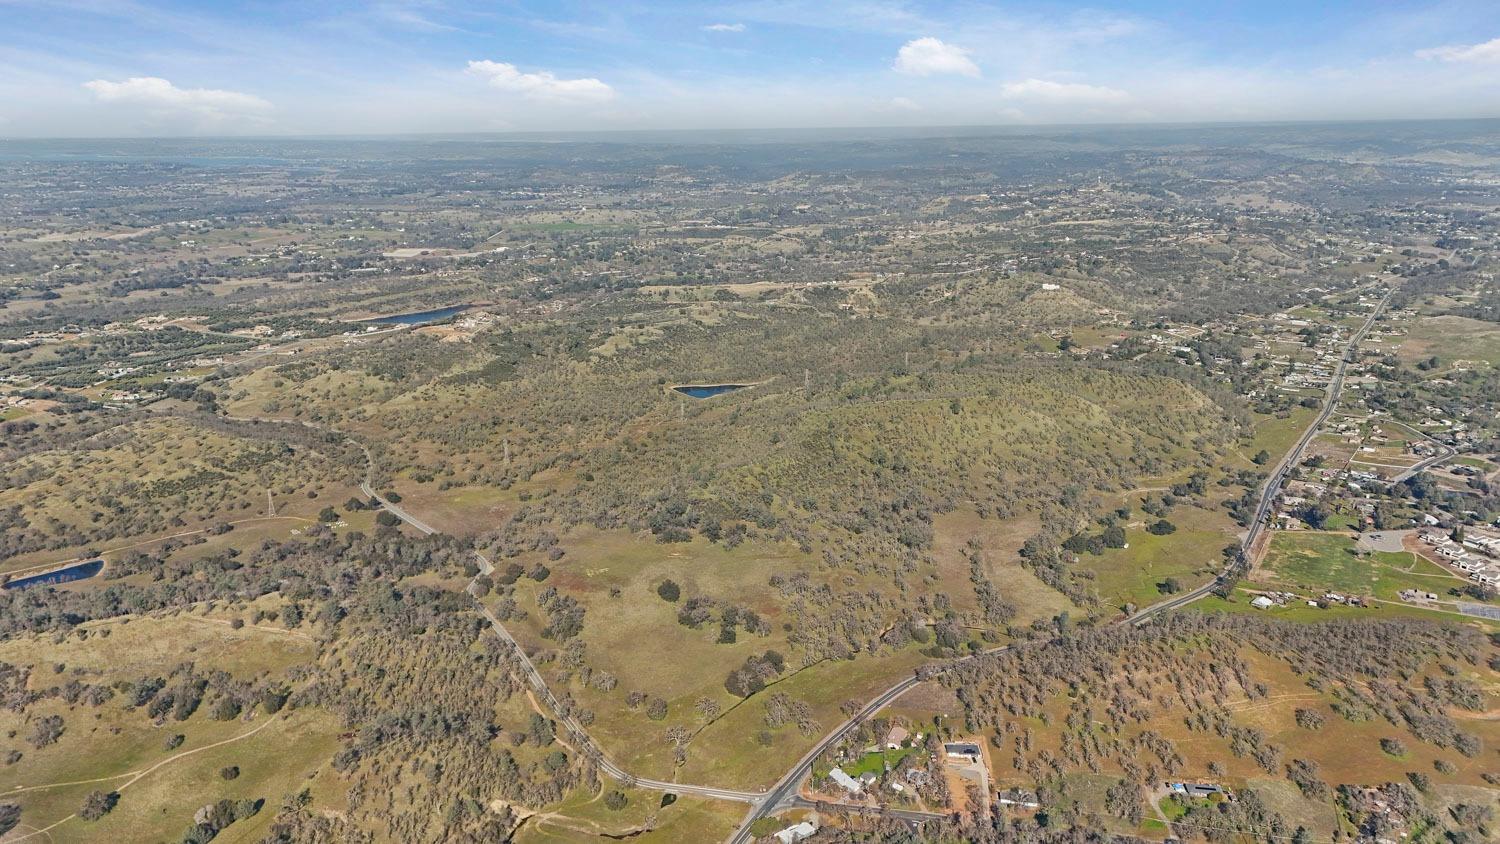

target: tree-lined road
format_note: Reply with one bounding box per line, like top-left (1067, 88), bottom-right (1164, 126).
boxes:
top-left (1130, 288), bottom-right (1393, 627)
top-left (730, 288), bottom-right (1396, 841)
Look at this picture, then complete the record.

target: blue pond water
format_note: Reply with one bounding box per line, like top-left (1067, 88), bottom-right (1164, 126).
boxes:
top-left (5, 560), bottom-right (104, 590)
top-left (367, 305), bottom-right (469, 325)
top-left (673, 384), bottom-right (748, 399)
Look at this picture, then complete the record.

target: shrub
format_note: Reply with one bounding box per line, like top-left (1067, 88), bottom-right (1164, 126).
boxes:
top-left (27, 715), bottom-right (64, 748)
top-left (656, 579), bottom-right (681, 602)
top-left (80, 790), bottom-right (118, 821)
top-left (1294, 708), bottom-right (1325, 730)
top-left (0, 803), bottom-right (19, 836)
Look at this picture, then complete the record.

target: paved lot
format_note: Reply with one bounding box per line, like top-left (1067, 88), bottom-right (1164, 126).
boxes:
top-left (1357, 529), bottom-right (1413, 553)
top-left (1458, 603), bottom-right (1500, 620)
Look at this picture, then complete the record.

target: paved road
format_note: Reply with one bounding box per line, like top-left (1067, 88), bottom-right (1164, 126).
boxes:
top-left (361, 486), bottom-right (764, 805)
top-left (730, 288), bottom-right (1396, 841)
top-left (1130, 288), bottom-right (1392, 626)
top-left (1391, 448), bottom-right (1456, 483)
top-left (359, 481), bottom-right (441, 535)
top-left (223, 413), bottom-right (763, 805)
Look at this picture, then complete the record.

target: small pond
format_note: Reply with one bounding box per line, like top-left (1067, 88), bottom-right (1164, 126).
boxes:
top-left (672, 384), bottom-right (749, 399)
top-left (4, 559), bottom-right (105, 590)
top-left (366, 305), bottom-right (469, 326)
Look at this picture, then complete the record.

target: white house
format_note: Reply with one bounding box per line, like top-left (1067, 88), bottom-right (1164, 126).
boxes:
top-left (774, 821), bottom-right (819, 844)
top-left (1250, 596), bottom-right (1275, 610)
top-left (828, 767), bottom-right (862, 793)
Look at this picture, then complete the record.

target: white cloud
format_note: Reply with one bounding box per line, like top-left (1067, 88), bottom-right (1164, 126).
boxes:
top-left (466, 60), bottom-right (614, 103)
top-left (1415, 37), bottom-right (1500, 64)
top-left (888, 96), bottom-right (921, 111)
top-left (893, 37), bottom-right (979, 77)
top-left (82, 77), bottom-right (271, 119)
top-left (999, 78), bottom-right (1130, 105)
top-left (702, 22), bottom-right (745, 33)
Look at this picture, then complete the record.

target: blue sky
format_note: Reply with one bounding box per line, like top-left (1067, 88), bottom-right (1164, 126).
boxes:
top-left (2, 0), bottom-right (1498, 136)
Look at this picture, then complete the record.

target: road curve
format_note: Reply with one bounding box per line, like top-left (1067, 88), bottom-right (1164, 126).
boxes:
top-left (221, 413), bottom-right (762, 805)
top-left (730, 288), bottom-right (1396, 841)
top-left (364, 487), bottom-right (764, 805)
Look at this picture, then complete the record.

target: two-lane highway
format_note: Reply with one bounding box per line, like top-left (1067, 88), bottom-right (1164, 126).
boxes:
top-left (730, 287), bottom-right (1396, 841)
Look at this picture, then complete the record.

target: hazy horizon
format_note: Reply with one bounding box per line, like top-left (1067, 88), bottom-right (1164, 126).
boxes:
top-left (4, 115), bottom-right (1500, 146)
top-left (3, 1), bottom-right (1499, 138)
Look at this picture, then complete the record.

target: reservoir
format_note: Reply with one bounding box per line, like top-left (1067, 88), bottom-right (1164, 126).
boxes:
top-left (4, 559), bottom-right (105, 590)
top-left (672, 384), bottom-right (748, 399)
top-left (366, 305), bottom-right (469, 325)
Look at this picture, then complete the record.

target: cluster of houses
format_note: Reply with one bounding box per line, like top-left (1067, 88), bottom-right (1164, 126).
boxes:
top-left (1421, 530), bottom-right (1500, 587)
top-left (1248, 591), bottom-right (1299, 610)
top-left (1251, 590), bottom-right (1368, 611)
top-left (824, 724), bottom-right (933, 799)
top-left (1315, 592), bottom-right (1370, 608)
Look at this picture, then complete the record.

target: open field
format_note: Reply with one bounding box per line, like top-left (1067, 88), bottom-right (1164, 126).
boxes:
top-left (1077, 501), bottom-right (1240, 612)
top-left (3, 125), bottom-right (1499, 843)
top-left (0, 604), bottom-right (337, 843)
top-left (1257, 532), bottom-right (1492, 607)
top-left (1399, 315), bottom-right (1500, 370)
top-left (513, 789), bottom-right (744, 844)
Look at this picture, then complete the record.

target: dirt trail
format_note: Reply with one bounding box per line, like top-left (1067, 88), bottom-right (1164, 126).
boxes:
top-left (5, 717), bottom-right (279, 843)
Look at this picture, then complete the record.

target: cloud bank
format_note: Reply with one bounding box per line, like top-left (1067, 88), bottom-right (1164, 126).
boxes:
top-left (82, 77), bottom-right (271, 120)
top-left (466, 60), bottom-right (615, 103)
top-left (1416, 37), bottom-right (1500, 64)
top-left (999, 78), bottom-right (1131, 105)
